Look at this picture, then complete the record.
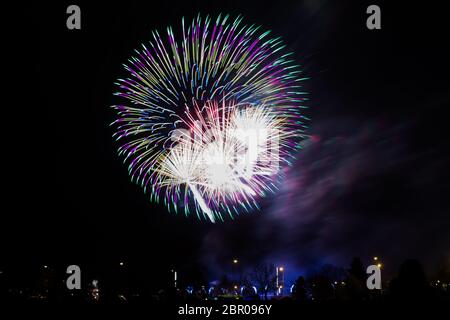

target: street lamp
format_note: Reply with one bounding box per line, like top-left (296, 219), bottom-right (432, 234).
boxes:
top-left (276, 266), bottom-right (285, 295)
top-left (232, 259), bottom-right (239, 289)
top-left (174, 270), bottom-right (177, 288)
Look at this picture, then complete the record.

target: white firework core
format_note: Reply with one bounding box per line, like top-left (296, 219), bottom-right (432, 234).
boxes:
top-left (154, 100), bottom-right (284, 222)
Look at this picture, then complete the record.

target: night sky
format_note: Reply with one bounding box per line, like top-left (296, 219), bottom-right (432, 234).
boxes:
top-left (4, 1), bottom-right (449, 289)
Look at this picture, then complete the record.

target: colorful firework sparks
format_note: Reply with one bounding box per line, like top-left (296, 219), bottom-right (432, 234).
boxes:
top-left (111, 14), bottom-right (309, 222)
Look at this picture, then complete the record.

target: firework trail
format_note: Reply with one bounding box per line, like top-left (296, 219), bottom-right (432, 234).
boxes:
top-left (111, 14), bottom-right (309, 222)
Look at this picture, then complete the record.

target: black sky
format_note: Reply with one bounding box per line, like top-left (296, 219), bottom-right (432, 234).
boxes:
top-left (3, 0), bottom-right (450, 289)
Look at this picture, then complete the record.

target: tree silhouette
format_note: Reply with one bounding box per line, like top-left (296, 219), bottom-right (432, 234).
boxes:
top-left (347, 257), bottom-right (368, 300)
top-left (389, 259), bottom-right (431, 300)
top-left (250, 263), bottom-right (276, 300)
top-left (292, 276), bottom-right (308, 301)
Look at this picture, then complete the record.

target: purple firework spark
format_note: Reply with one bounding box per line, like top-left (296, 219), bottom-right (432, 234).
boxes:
top-left (111, 14), bottom-right (309, 222)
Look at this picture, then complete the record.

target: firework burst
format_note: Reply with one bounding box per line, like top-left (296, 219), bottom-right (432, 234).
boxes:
top-left (111, 14), bottom-right (309, 222)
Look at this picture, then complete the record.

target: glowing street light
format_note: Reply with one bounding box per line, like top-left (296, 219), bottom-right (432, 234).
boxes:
top-left (276, 266), bottom-right (285, 295)
top-left (233, 259), bottom-right (238, 264)
top-left (373, 256), bottom-right (382, 269)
